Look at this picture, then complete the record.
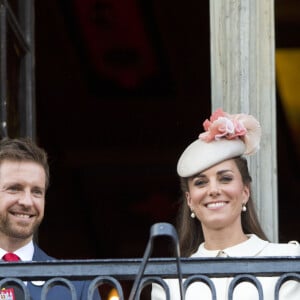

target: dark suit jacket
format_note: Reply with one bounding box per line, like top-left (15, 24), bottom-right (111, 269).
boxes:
top-left (26, 244), bottom-right (101, 300)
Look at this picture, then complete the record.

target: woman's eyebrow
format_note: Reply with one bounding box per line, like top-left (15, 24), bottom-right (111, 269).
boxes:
top-left (192, 173), bottom-right (207, 180)
top-left (192, 173), bottom-right (206, 179)
top-left (216, 169), bottom-right (234, 175)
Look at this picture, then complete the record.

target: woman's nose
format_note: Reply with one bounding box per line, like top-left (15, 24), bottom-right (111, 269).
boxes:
top-left (208, 181), bottom-right (220, 197)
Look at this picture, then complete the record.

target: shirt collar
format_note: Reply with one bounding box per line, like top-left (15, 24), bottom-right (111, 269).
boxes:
top-left (0, 240), bottom-right (34, 261)
top-left (194, 234), bottom-right (269, 257)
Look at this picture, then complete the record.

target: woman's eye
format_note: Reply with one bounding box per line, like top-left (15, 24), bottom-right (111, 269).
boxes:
top-left (221, 176), bottom-right (232, 182)
top-left (194, 179), bottom-right (206, 186)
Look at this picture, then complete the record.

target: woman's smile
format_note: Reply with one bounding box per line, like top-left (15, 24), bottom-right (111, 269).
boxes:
top-left (205, 201), bottom-right (228, 209)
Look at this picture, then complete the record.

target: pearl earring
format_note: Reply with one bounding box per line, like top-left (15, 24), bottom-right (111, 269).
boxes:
top-left (191, 211), bottom-right (196, 218)
top-left (242, 204), bottom-right (247, 212)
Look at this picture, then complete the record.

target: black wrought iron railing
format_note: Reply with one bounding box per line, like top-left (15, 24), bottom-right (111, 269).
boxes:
top-left (0, 223), bottom-right (299, 300)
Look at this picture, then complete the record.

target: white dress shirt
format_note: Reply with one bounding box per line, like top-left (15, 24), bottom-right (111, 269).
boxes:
top-left (0, 241), bottom-right (34, 262)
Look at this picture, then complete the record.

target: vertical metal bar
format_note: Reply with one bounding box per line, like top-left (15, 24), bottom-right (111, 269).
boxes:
top-left (18, 0), bottom-right (35, 139)
top-left (0, 2), bottom-right (8, 137)
top-left (129, 223), bottom-right (184, 300)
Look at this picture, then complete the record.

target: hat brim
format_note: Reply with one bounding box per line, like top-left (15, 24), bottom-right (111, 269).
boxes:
top-left (177, 138), bottom-right (246, 177)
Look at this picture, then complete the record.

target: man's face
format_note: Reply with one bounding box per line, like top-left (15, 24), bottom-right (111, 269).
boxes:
top-left (0, 160), bottom-right (46, 245)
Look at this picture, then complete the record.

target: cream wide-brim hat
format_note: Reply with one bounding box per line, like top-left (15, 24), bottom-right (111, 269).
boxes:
top-left (177, 138), bottom-right (246, 177)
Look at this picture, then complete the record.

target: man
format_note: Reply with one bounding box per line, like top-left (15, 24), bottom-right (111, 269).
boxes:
top-left (0, 137), bottom-right (100, 300)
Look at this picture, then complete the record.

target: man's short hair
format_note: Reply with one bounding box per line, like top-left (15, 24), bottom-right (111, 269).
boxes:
top-left (0, 137), bottom-right (49, 188)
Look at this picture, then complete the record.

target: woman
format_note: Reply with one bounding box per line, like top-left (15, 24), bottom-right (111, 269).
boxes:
top-left (152, 108), bottom-right (300, 300)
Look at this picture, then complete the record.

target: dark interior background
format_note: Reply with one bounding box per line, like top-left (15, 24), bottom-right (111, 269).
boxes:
top-left (34, 0), bottom-right (300, 264)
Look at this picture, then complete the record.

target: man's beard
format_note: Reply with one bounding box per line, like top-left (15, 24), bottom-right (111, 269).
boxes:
top-left (0, 215), bottom-right (42, 240)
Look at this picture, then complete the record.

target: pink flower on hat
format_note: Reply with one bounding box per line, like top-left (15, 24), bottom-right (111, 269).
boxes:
top-left (233, 113), bottom-right (261, 155)
top-left (199, 108), bottom-right (261, 155)
top-left (202, 108), bottom-right (226, 129)
top-left (202, 117), bottom-right (234, 141)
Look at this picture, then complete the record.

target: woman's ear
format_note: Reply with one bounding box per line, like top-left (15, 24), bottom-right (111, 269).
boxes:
top-left (243, 184), bottom-right (250, 204)
top-left (186, 192), bottom-right (192, 206)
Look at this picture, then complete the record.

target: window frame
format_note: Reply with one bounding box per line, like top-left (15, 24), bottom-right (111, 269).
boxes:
top-left (0, 0), bottom-right (35, 138)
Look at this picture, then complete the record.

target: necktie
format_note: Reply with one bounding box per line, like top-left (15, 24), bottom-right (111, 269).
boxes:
top-left (2, 252), bottom-right (21, 261)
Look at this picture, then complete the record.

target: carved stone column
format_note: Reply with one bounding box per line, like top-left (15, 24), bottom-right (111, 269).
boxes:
top-left (210, 0), bottom-right (278, 241)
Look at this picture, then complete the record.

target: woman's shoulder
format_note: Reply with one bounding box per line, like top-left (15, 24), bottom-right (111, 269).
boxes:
top-left (261, 239), bottom-right (300, 256)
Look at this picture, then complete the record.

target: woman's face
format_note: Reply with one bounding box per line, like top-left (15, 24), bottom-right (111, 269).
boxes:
top-left (186, 159), bottom-right (249, 232)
